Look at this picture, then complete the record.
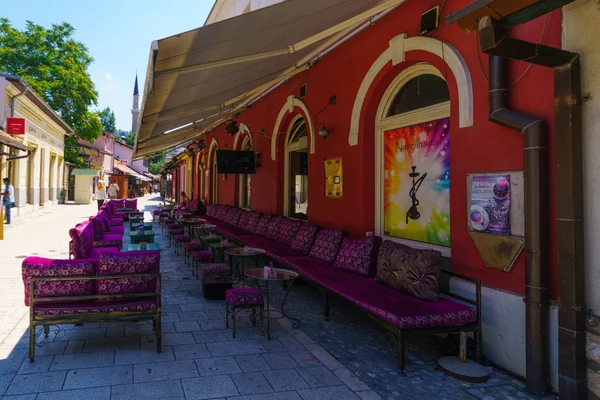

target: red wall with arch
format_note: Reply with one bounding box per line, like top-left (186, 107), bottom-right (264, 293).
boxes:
top-left (189, 0), bottom-right (561, 298)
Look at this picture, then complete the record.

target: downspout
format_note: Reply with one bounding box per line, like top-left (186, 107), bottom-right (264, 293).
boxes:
top-left (487, 53), bottom-right (549, 395)
top-left (479, 16), bottom-right (585, 398)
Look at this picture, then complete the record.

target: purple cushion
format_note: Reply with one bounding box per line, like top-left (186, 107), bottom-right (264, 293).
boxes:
top-left (33, 298), bottom-right (158, 316)
top-left (333, 236), bottom-right (382, 277)
top-left (302, 265), bottom-right (476, 329)
top-left (246, 212), bottom-right (262, 232)
top-left (96, 251), bottom-right (160, 300)
top-left (192, 250), bottom-right (215, 262)
top-left (124, 198), bottom-right (137, 210)
top-left (89, 217), bottom-right (105, 241)
top-left (22, 257), bottom-right (96, 306)
top-left (226, 288), bottom-right (263, 307)
top-left (265, 216), bottom-right (283, 240)
top-left (291, 224), bottom-right (319, 255)
top-left (184, 242), bottom-right (205, 251)
top-left (278, 218), bottom-right (303, 246)
top-left (252, 214), bottom-right (272, 236)
top-left (202, 263), bottom-right (232, 284)
top-left (90, 247), bottom-right (119, 259)
top-left (374, 241), bottom-right (442, 301)
top-left (225, 208), bottom-right (238, 223)
top-left (206, 204), bottom-right (217, 217)
top-left (69, 222), bottom-right (94, 259)
top-left (237, 211), bottom-right (251, 228)
top-left (174, 234), bottom-right (192, 242)
top-left (108, 225), bottom-right (125, 235)
top-left (309, 229), bottom-right (344, 264)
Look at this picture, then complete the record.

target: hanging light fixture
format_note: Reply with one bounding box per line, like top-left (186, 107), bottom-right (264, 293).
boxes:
top-left (315, 95), bottom-right (336, 140)
top-left (225, 120), bottom-right (239, 136)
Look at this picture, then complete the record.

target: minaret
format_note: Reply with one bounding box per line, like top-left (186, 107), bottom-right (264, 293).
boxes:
top-left (131, 74), bottom-right (140, 133)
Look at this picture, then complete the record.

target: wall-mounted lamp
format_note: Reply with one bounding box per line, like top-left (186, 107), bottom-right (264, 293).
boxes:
top-left (315, 95), bottom-right (336, 140)
top-left (225, 120), bottom-right (239, 136)
top-left (196, 140), bottom-right (207, 150)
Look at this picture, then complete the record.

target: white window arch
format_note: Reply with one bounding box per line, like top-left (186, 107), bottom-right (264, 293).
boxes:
top-left (375, 63), bottom-right (452, 256)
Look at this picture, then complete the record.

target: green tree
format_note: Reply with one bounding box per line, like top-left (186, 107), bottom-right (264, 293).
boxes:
top-left (0, 18), bottom-right (102, 165)
top-left (97, 107), bottom-right (116, 133)
top-left (123, 132), bottom-right (136, 147)
top-left (148, 150), bottom-right (166, 174)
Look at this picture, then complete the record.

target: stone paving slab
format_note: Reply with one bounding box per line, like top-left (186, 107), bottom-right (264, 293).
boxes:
top-left (0, 196), bottom-right (558, 399)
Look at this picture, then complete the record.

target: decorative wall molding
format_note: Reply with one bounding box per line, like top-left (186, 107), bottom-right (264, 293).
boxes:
top-left (349, 33), bottom-right (473, 146)
top-left (271, 95), bottom-right (315, 160)
top-left (233, 123), bottom-right (251, 150)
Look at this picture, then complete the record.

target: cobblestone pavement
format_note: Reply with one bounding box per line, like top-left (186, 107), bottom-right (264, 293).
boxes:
top-left (0, 196), bottom-right (557, 399)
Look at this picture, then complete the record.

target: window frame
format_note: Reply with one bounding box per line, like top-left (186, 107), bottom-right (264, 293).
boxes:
top-left (374, 63), bottom-right (452, 257)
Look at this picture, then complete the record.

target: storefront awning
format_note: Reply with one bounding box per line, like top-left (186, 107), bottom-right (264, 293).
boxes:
top-left (114, 161), bottom-right (152, 181)
top-left (71, 169), bottom-right (100, 176)
top-left (134, 0), bottom-right (406, 157)
top-left (0, 130), bottom-right (34, 152)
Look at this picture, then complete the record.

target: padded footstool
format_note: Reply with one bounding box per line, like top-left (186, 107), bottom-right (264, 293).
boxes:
top-left (184, 241), bottom-right (205, 265)
top-left (173, 234), bottom-right (191, 256)
top-left (201, 264), bottom-right (232, 300)
top-left (191, 249), bottom-right (215, 278)
top-left (225, 288), bottom-right (264, 338)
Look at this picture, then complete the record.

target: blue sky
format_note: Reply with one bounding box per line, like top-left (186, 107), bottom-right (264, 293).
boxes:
top-left (2, 0), bottom-right (214, 131)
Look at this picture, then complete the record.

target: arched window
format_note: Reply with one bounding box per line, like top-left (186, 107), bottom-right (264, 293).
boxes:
top-left (375, 65), bottom-right (451, 255)
top-left (284, 115), bottom-right (309, 220)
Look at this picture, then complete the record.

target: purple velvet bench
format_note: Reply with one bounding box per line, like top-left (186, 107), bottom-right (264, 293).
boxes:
top-left (199, 204), bottom-right (482, 371)
top-left (22, 251), bottom-right (162, 361)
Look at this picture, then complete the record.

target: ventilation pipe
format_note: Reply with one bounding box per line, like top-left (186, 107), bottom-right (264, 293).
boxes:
top-left (479, 15), bottom-right (585, 398)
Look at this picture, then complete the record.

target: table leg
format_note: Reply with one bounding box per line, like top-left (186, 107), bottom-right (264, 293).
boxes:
top-left (280, 278), bottom-right (300, 329)
top-left (265, 280), bottom-right (271, 340)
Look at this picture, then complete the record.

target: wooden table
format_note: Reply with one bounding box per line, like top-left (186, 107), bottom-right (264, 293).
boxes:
top-left (127, 243), bottom-right (161, 252)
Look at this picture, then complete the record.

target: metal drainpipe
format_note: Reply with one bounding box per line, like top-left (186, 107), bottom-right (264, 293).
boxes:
top-left (479, 16), bottom-right (585, 399)
top-left (488, 54), bottom-right (549, 396)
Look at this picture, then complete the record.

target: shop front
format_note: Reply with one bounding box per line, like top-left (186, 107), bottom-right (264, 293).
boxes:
top-left (138, 0), bottom-right (579, 395)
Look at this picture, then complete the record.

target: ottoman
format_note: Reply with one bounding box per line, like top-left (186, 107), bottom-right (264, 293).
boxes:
top-left (201, 264), bottom-right (232, 300)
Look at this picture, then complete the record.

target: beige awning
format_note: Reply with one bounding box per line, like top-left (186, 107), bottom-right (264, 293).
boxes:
top-left (134, 0), bottom-right (406, 157)
top-left (114, 161), bottom-right (152, 181)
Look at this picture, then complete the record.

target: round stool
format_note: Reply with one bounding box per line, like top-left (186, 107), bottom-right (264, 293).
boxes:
top-left (225, 288), bottom-right (264, 339)
top-left (173, 234), bottom-right (191, 255)
top-left (191, 250), bottom-right (216, 278)
top-left (202, 264), bottom-right (232, 300)
top-left (184, 241), bottom-right (205, 265)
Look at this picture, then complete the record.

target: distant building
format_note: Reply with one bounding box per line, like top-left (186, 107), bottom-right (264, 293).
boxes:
top-left (131, 74), bottom-right (140, 133)
top-left (0, 73), bottom-right (70, 214)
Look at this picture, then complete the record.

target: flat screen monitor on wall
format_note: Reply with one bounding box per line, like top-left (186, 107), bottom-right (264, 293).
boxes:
top-left (216, 150), bottom-right (256, 174)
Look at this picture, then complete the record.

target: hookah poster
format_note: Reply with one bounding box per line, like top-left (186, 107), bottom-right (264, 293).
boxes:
top-left (470, 175), bottom-right (511, 236)
top-left (383, 117), bottom-right (451, 247)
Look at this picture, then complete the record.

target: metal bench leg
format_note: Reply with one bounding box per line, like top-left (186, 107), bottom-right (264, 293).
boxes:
top-left (29, 323), bottom-right (35, 362)
top-left (155, 316), bottom-right (162, 353)
top-left (476, 330), bottom-right (483, 363)
top-left (43, 325), bottom-right (49, 338)
top-left (232, 306), bottom-right (237, 339)
top-left (396, 330), bottom-right (406, 371)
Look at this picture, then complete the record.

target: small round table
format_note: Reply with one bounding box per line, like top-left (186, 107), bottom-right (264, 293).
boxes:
top-left (181, 218), bottom-right (205, 235)
top-left (225, 247), bottom-right (266, 284)
top-left (191, 224), bottom-right (216, 241)
top-left (245, 267), bottom-right (300, 340)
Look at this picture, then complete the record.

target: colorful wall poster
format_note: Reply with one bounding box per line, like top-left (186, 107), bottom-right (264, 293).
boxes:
top-left (383, 117), bottom-right (451, 247)
top-left (470, 175), bottom-right (511, 236)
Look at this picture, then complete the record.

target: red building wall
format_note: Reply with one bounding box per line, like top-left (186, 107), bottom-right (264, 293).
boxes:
top-left (192, 0), bottom-right (561, 298)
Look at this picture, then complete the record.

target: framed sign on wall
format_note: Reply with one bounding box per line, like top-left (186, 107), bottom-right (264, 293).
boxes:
top-left (324, 157), bottom-right (342, 199)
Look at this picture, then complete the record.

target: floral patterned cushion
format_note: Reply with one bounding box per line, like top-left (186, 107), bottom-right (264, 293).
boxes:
top-left (216, 206), bottom-right (229, 220)
top-left (93, 239), bottom-right (122, 248)
top-left (192, 250), bottom-right (215, 262)
top-left (374, 241), bottom-right (442, 301)
top-left (22, 257), bottom-right (96, 306)
top-left (237, 211), bottom-right (251, 228)
top-left (69, 222), bottom-right (94, 259)
top-left (109, 199), bottom-right (125, 210)
top-left (252, 214), bottom-right (272, 236)
top-left (333, 236), bottom-right (382, 277)
top-left (291, 224), bottom-right (320, 255)
top-left (108, 225), bottom-right (125, 235)
top-left (184, 242), bottom-right (205, 251)
top-left (265, 216), bottom-right (283, 240)
top-left (152, 209), bottom-right (162, 215)
top-left (228, 209), bottom-right (243, 226)
top-left (90, 217), bottom-right (105, 241)
top-left (96, 251), bottom-right (160, 300)
top-left (226, 288), bottom-right (263, 307)
top-left (278, 218), bottom-right (304, 246)
top-left (201, 263), bottom-right (232, 284)
top-left (167, 223), bottom-right (180, 229)
top-left (110, 218), bottom-right (124, 226)
top-left (206, 204), bottom-right (217, 217)
top-left (174, 234), bottom-right (192, 242)
top-left (309, 229), bottom-right (344, 264)
top-left (124, 198), bottom-right (137, 210)
top-left (33, 298), bottom-right (158, 316)
top-left (246, 212), bottom-right (262, 232)
top-left (225, 207), bottom-right (238, 223)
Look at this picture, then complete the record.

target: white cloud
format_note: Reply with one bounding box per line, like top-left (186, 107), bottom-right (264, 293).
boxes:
top-left (105, 73), bottom-right (118, 90)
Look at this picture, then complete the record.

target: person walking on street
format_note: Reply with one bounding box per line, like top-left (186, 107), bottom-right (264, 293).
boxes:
top-left (108, 180), bottom-right (119, 199)
top-left (2, 178), bottom-right (15, 225)
top-left (96, 181), bottom-right (107, 210)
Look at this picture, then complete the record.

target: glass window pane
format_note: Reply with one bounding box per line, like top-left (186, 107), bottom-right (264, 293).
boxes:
top-left (288, 118), bottom-right (307, 144)
top-left (387, 74), bottom-right (449, 117)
